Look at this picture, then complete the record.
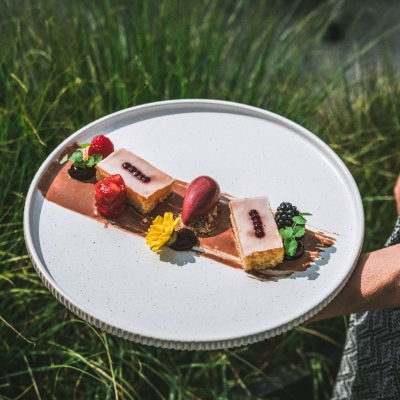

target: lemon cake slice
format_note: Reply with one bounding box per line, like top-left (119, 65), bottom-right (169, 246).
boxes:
top-left (229, 197), bottom-right (284, 270)
top-left (96, 148), bottom-right (174, 214)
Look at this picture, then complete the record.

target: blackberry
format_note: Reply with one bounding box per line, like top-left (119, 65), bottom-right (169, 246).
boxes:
top-left (274, 201), bottom-right (300, 229)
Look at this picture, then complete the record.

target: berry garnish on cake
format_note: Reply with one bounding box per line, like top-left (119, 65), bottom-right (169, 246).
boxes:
top-left (60, 135), bottom-right (115, 181)
top-left (95, 174), bottom-right (127, 217)
top-left (181, 176), bottom-right (221, 236)
top-left (229, 197), bottom-right (284, 271)
top-left (276, 202), bottom-right (311, 260)
top-left (95, 148), bottom-right (174, 214)
top-left (88, 135), bottom-right (114, 159)
top-left (249, 209), bottom-right (265, 238)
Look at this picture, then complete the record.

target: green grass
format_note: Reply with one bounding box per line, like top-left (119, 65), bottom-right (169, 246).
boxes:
top-left (1, 0), bottom-right (399, 399)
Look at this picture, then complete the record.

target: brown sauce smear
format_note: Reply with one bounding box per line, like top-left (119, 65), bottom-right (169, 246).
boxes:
top-left (39, 155), bottom-right (336, 277)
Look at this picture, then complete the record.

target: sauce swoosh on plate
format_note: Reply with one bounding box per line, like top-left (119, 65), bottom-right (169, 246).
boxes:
top-left (39, 152), bottom-right (336, 278)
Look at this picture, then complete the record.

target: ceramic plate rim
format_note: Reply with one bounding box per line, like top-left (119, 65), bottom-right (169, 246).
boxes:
top-left (24, 99), bottom-right (364, 350)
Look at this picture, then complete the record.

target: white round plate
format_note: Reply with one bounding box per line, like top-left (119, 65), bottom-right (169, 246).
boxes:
top-left (24, 100), bottom-right (364, 350)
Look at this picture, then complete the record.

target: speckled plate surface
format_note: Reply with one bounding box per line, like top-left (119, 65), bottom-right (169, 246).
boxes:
top-left (24, 100), bottom-right (364, 350)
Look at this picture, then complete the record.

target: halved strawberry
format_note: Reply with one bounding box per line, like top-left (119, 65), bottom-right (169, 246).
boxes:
top-left (88, 135), bottom-right (114, 159)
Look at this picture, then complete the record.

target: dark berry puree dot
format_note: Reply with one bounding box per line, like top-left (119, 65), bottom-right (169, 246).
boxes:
top-left (68, 165), bottom-right (96, 181)
top-left (121, 162), bottom-right (151, 183)
top-left (169, 228), bottom-right (198, 251)
top-left (248, 209), bottom-right (265, 238)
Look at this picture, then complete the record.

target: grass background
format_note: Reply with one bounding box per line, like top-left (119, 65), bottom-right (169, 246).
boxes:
top-left (1, 0), bottom-right (399, 399)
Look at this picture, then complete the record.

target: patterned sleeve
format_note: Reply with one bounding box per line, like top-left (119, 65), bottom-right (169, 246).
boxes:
top-left (331, 214), bottom-right (400, 400)
top-left (385, 214), bottom-right (400, 247)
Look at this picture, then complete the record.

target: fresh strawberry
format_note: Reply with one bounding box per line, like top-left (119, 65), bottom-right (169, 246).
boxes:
top-left (95, 174), bottom-right (127, 216)
top-left (88, 135), bottom-right (114, 159)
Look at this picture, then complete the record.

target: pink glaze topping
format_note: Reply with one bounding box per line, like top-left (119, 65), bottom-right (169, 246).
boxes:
top-left (181, 176), bottom-right (221, 224)
top-left (96, 148), bottom-right (174, 198)
top-left (230, 197), bottom-right (283, 257)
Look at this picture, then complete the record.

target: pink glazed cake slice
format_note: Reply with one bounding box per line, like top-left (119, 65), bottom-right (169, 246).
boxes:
top-left (229, 197), bottom-right (284, 271)
top-left (96, 148), bottom-right (174, 214)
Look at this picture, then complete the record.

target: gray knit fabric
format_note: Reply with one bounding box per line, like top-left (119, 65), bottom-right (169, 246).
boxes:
top-left (332, 215), bottom-right (400, 399)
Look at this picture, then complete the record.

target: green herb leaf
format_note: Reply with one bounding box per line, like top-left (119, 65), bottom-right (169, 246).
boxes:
top-left (86, 154), bottom-right (102, 167)
top-left (283, 237), bottom-right (291, 252)
top-left (70, 151), bottom-right (83, 162)
top-left (283, 237), bottom-right (298, 256)
top-left (60, 154), bottom-right (69, 164)
top-left (69, 150), bottom-right (86, 168)
top-left (279, 227), bottom-right (293, 240)
top-left (293, 215), bottom-right (306, 225)
top-left (93, 154), bottom-right (102, 164)
top-left (293, 226), bottom-right (305, 238)
top-left (79, 143), bottom-right (91, 148)
top-left (287, 238), bottom-right (298, 256)
top-left (86, 156), bottom-right (96, 167)
top-left (300, 212), bottom-right (312, 216)
top-left (279, 210), bottom-right (310, 256)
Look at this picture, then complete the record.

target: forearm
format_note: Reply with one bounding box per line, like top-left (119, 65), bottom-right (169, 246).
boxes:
top-left (395, 174), bottom-right (400, 214)
top-left (312, 243), bottom-right (400, 321)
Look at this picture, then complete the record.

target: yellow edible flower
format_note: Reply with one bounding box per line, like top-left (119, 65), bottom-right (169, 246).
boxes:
top-left (146, 212), bottom-right (181, 252)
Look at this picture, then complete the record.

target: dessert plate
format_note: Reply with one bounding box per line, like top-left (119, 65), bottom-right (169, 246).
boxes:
top-left (24, 100), bottom-right (364, 350)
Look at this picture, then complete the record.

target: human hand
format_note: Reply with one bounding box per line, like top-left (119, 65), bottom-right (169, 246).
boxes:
top-left (395, 174), bottom-right (400, 214)
top-left (310, 175), bottom-right (400, 322)
top-left (310, 244), bottom-right (400, 321)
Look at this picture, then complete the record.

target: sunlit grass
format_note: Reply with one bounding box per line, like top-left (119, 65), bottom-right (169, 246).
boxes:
top-left (1, 0), bottom-right (399, 399)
